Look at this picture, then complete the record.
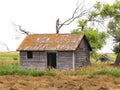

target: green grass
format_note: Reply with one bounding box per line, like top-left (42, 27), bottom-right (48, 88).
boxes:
top-left (0, 52), bottom-right (19, 60)
top-left (0, 52), bottom-right (57, 76)
top-left (63, 63), bottom-right (120, 77)
top-left (0, 62), bottom-right (57, 76)
top-left (0, 52), bottom-right (119, 77)
top-left (1, 61), bottom-right (120, 77)
top-left (93, 69), bottom-right (120, 77)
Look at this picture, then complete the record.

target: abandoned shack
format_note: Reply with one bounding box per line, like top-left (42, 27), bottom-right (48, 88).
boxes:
top-left (17, 34), bottom-right (92, 71)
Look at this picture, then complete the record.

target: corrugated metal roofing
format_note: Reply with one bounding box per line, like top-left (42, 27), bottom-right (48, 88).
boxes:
top-left (17, 34), bottom-right (88, 51)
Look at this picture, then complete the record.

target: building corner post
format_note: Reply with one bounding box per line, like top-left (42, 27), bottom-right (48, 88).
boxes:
top-left (73, 51), bottom-right (75, 71)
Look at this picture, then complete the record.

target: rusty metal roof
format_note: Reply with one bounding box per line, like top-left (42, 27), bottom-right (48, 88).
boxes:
top-left (17, 34), bottom-right (90, 51)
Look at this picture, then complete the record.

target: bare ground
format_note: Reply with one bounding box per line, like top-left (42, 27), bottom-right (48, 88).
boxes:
top-left (0, 74), bottom-right (120, 90)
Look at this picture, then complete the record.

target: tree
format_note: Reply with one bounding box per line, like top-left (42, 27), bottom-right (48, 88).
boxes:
top-left (12, 22), bottom-right (31, 35)
top-left (71, 1), bottom-right (108, 53)
top-left (94, 1), bottom-right (120, 53)
top-left (74, 1), bottom-right (105, 31)
top-left (0, 42), bottom-right (9, 51)
top-left (12, 22), bottom-right (34, 39)
top-left (55, 0), bottom-right (87, 34)
top-left (107, 1), bottom-right (120, 65)
top-left (71, 28), bottom-right (108, 53)
top-left (92, 0), bottom-right (120, 65)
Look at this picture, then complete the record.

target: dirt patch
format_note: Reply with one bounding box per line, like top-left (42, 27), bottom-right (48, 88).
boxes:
top-left (0, 75), bottom-right (120, 90)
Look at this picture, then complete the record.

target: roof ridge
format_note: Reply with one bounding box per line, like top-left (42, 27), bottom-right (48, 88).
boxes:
top-left (28, 33), bottom-right (84, 35)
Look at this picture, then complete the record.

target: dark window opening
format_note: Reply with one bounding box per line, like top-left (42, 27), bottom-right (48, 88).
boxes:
top-left (47, 53), bottom-right (56, 68)
top-left (27, 51), bottom-right (33, 59)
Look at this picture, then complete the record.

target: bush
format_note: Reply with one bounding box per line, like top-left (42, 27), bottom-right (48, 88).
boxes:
top-left (13, 57), bottom-right (18, 60)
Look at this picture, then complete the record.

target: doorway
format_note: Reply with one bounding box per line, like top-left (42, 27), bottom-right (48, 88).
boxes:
top-left (47, 53), bottom-right (56, 68)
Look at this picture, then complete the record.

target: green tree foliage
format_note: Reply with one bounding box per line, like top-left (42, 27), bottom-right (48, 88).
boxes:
top-left (77, 19), bottom-right (87, 30)
top-left (89, 0), bottom-right (120, 65)
top-left (71, 0), bottom-right (120, 54)
top-left (71, 1), bottom-right (108, 53)
top-left (71, 28), bottom-right (108, 52)
top-left (77, 0), bottom-right (120, 54)
top-left (98, 0), bottom-right (120, 53)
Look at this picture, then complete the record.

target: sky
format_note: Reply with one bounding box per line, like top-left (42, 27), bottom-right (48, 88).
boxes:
top-left (0, 0), bottom-right (115, 52)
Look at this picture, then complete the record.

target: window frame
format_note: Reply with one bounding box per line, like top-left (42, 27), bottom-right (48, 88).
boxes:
top-left (27, 51), bottom-right (33, 59)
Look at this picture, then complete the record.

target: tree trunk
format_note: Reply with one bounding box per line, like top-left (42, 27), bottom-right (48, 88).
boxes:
top-left (56, 19), bottom-right (59, 34)
top-left (114, 52), bottom-right (120, 65)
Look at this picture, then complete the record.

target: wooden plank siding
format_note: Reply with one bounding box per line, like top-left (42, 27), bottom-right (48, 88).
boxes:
top-left (75, 38), bottom-right (91, 68)
top-left (20, 51), bottom-right (47, 70)
top-left (20, 51), bottom-right (74, 71)
top-left (57, 51), bottom-right (73, 70)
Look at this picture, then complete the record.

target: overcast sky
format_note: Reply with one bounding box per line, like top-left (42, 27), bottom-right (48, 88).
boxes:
top-left (0, 0), bottom-right (115, 52)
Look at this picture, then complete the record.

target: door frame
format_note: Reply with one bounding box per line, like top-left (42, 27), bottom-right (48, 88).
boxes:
top-left (47, 52), bottom-right (57, 69)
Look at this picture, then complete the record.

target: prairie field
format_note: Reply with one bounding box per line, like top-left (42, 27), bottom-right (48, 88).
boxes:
top-left (0, 52), bottom-right (19, 60)
top-left (0, 52), bottom-right (120, 90)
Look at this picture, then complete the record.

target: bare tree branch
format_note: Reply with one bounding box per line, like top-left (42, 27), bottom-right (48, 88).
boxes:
top-left (0, 41), bottom-right (9, 51)
top-left (12, 22), bottom-right (30, 35)
top-left (56, 0), bottom-right (86, 34)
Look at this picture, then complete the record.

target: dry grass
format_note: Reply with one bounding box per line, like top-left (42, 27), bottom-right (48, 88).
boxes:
top-left (0, 74), bottom-right (120, 89)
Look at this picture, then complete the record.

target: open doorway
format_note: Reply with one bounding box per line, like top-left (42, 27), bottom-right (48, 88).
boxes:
top-left (47, 53), bottom-right (56, 68)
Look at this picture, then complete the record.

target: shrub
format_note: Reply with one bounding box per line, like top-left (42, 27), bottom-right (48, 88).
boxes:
top-left (13, 57), bottom-right (18, 60)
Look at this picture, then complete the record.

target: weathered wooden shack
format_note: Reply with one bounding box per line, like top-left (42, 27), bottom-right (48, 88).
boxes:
top-left (17, 34), bottom-right (92, 71)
